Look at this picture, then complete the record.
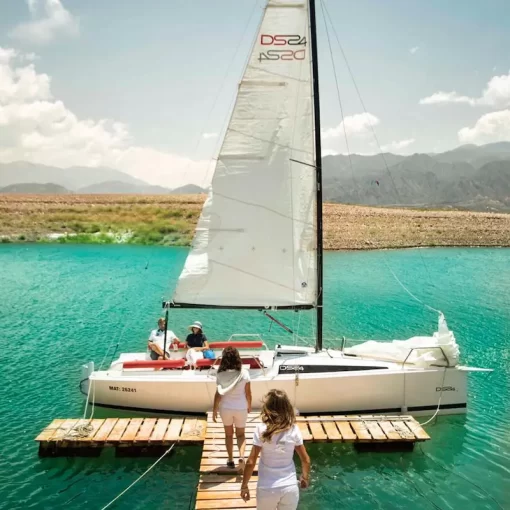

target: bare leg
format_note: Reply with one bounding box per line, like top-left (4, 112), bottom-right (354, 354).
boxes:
top-left (235, 427), bottom-right (246, 462)
top-left (224, 425), bottom-right (234, 463)
top-left (149, 344), bottom-right (167, 359)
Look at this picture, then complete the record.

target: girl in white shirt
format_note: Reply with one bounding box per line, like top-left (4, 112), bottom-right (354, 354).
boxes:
top-left (213, 347), bottom-right (252, 469)
top-left (241, 389), bottom-right (311, 510)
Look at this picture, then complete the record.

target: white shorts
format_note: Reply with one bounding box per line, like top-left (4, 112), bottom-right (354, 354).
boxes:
top-left (257, 485), bottom-right (299, 510)
top-left (186, 349), bottom-right (204, 366)
top-left (219, 409), bottom-right (247, 428)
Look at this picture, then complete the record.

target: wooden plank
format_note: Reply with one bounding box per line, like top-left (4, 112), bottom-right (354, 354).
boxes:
top-left (200, 475), bottom-right (258, 483)
top-left (349, 418), bottom-right (371, 442)
top-left (150, 419), bottom-right (170, 443)
top-left (107, 418), bottom-right (131, 442)
top-left (198, 482), bottom-right (257, 491)
top-left (378, 421), bottom-right (402, 441)
top-left (391, 421), bottom-right (416, 441)
top-left (335, 418), bottom-right (356, 442)
top-left (135, 418), bottom-right (157, 442)
top-left (296, 421), bottom-right (312, 441)
top-left (407, 420), bottom-right (430, 441)
top-left (201, 458), bottom-right (257, 466)
top-left (52, 419), bottom-right (79, 441)
top-left (363, 417), bottom-right (387, 441)
top-left (120, 418), bottom-right (143, 442)
top-left (199, 465), bottom-right (244, 474)
top-left (195, 498), bottom-right (257, 509)
top-left (197, 491), bottom-right (255, 500)
top-left (181, 418), bottom-right (203, 441)
top-left (35, 419), bottom-right (66, 442)
top-left (307, 420), bottom-right (328, 442)
top-left (75, 419), bottom-right (105, 442)
top-left (93, 418), bottom-right (118, 442)
top-left (164, 418), bottom-right (184, 441)
top-left (322, 417), bottom-right (342, 441)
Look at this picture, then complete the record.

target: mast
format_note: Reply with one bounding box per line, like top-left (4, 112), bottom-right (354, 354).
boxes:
top-left (309, 0), bottom-right (323, 352)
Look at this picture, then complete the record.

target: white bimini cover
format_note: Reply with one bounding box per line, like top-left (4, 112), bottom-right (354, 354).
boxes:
top-left (173, 1), bottom-right (316, 308)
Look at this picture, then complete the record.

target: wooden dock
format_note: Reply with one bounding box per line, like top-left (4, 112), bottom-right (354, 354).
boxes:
top-left (35, 416), bottom-right (206, 456)
top-left (193, 412), bottom-right (430, 509)
top-left (35, 413), bottom-right (430, 508)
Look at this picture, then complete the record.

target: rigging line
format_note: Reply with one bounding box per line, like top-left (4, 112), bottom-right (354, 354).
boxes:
top-left (321, 0), bottom-right (401, 203)
top-left (319, 0), bottom-right (359, 201)
top-left (100, 443), bottom-right (177, 510)
top-left (322, 0), bottom-right (441, 313)
top-left (384, 259), bottom-right (442, 315)
top-left (201, 0), bottom-right (265, 189)
top-left (176, 0), bottom-right (262, 190)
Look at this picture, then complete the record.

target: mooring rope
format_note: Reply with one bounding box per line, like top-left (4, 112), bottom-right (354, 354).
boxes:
top-left (100, 443), bottom-right (177, 510)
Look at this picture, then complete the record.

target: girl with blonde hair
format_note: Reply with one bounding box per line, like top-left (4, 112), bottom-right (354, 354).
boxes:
top-left (241, 389), bottom-right (311, 509)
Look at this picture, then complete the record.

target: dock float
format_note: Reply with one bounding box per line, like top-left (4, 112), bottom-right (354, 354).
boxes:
top-left (35, 416), bottom-right (207, 456)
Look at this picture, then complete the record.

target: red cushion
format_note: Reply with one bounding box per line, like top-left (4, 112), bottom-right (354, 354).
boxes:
top-left (123, 359), bottom-right (186, 369)
top-left (208, 341), bottom-right (264, 349)
top-left (196, 358), bottom-right (215, 368)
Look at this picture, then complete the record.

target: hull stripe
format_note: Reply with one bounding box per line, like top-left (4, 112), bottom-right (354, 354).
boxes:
top-left (90, 401), bottom-right (466, 416)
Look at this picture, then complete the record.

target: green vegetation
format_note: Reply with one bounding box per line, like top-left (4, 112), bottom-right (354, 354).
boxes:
top-left (0, 195), bottom-right (203, 247)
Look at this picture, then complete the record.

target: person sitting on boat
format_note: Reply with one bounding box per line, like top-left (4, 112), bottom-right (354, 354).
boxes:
top-left (148, 318), bottom-right (180, 360)
top-left (185, 321), bottom-right (209, 367)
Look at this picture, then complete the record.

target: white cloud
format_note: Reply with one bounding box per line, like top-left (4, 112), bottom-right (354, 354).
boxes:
top-left (202, 132), bottom-right (218, 139)
top-left (409, 46), bottom-right (419, 55)
top-left (380, 138), bottom-right (416, 153)
top-left (458, 110), bottom-right (510, 144)
top-left (8, 0), bottom-right (79, 45)
top-left (419, 91), bottom-right (476, 106)
top-left (0, 47), bottom-right (210, 188)
top-left (322, 112), bottom-right (380, 139)
top-left (420, 71), bottom-right (510, 108)
top-left (322, 149), bottom-right (339, 157)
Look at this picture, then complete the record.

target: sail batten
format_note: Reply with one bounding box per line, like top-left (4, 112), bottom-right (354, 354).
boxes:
top-left (173, 0), bottom-right (316, 309)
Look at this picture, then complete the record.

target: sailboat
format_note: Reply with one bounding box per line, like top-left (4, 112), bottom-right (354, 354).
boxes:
top-left (81, 0), bottom-right (484, 416)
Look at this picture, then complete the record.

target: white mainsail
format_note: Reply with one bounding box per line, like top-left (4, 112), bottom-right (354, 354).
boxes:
top-left (173, 0), bottom-right (316, 308)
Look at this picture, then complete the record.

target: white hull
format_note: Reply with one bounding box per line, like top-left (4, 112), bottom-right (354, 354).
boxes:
top-left (84, 348), bottom-right (468, 417)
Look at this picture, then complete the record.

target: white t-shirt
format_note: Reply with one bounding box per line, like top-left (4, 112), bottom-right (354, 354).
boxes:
top-left (219, 369), bottom-right (250, 411)
top-left (149, 329), bottom-right (177, 354)
top-left (253, 423), bottom-right (303, 489)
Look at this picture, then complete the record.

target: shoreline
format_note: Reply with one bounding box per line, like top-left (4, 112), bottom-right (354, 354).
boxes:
top-left (1, 194), bottom-right (509, 250)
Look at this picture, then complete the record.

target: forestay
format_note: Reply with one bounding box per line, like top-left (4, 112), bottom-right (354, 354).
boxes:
top-left (173, 1), bottom-right (317, 308)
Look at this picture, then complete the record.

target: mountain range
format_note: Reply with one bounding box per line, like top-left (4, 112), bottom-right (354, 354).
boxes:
top-left (322, 142), bottom-right (510, 211)
top-left (1, 142), bottom-right (509, 210)
top-left (0, 161), bottom-right (206, 195)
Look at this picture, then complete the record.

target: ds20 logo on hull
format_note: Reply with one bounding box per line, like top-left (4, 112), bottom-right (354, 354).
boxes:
top-left (259, 34), bottom-right (307, 62)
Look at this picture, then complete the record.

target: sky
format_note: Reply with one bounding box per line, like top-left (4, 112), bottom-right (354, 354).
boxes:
top-left (1, 0), bottom-right (510, 187)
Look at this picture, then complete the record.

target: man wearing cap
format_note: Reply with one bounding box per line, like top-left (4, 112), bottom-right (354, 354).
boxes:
top-left (185, 321), bottom-right (209, 367)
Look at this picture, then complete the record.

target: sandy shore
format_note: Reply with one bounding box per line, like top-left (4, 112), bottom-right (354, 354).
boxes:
top-left (0, 194), bottom-right (509, 249)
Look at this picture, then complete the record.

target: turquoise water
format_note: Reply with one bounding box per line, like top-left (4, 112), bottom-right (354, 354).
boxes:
top-left (0, 245), bottom-right (508, 509)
